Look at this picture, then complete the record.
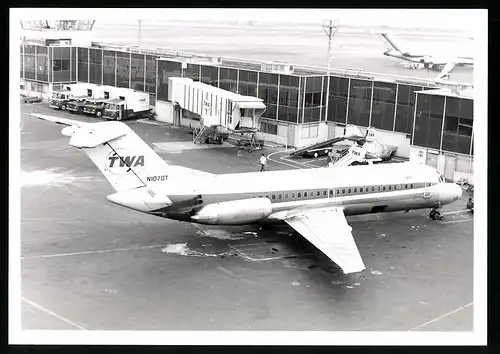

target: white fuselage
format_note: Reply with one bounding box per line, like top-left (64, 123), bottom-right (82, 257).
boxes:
top-left (108, 162), bottom-right (462, 225)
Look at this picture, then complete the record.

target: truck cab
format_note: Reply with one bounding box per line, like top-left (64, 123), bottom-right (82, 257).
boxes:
top-left (50, 91), bottom-right (72, 110)
top-left (83, 98), bottom-right (107, 117)
top-left (66, 96), bottom-right (89, 114)
top-left (103, 99), bottom-right (125, 121)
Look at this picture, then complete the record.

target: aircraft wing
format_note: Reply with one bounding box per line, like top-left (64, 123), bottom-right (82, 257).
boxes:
top-left (284, 207), bottom-right (365, 274)
top-left (435, 61), bottom-right (457, 81)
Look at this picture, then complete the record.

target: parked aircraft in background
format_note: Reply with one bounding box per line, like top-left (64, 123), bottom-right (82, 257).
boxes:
top-left (375, 31), bottom-right (474, 80)
top-left (53, 119), bottom-right (462, 275)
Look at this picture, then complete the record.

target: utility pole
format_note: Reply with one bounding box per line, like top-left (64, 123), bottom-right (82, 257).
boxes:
top-left (138, 20), bottom-right (142, 51)
top-left (322, 20), bottom-right (339, 124)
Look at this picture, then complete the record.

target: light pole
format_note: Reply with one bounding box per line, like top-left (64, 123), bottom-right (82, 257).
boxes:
top-left (322, 19), bottom-right (339, 124)
top-left (138, 20), bottom-right (142, 51)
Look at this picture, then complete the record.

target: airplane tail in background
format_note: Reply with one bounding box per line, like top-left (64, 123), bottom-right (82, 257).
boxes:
top-left (62, 121), bottom-right (169, 192)
top-left (379, 32), bottom-right (407, 54)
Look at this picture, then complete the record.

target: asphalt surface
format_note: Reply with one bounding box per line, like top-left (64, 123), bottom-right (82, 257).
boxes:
top-left (93, 21), bottom-right (474, 83)
top-left (20, 102), bottom-right (474, 331)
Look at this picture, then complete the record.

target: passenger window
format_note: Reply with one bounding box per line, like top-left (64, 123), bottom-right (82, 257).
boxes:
top-left (383, 186), bottom-right (386, 191)
top-left (342, 189), bottom-right (345, 194)
top-left (298, 192), bottom-right (301, 198)
top-left (348, 188), bottom-right (351, 193)
top-left (292, 193), bottom-right (295, 198)
top-left (323, 190), bottom-right (327, 196)
top-left (285, 193), bottom-right (288, 199)
top-left (279, 194), bottom-right (282, 199)
top-left (395, 185), bottom-right (398, 190)
top-left (317, 191), bottom-right (320, 197)
top-left (366, 187), bottom-right (370, 192)
top-left (304, 192), bottom-right (308, 197)
top-left (388, 186), bottom-right (391, 191)
top-left (330, 189), bottom-right (334, 197)
top-left (354, 188), bottom-right (357, 193)
top-left (372, 187), bottom-right (375, 192)
top-left (410, 184), bottom-right (413, 188)
top-left (405, 184), bottom-right (408, 189)
top-left (335, 190), bottom-right (339, 195)
top-left (272, 195), bottom-right (276, 200)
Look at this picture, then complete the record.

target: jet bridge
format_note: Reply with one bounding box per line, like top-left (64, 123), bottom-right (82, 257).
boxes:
top-left (168, 77), bottom-right (266, 144)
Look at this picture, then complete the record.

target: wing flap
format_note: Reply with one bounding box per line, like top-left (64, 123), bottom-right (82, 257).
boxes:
top-left (285, 207), bottom-right (365, 274)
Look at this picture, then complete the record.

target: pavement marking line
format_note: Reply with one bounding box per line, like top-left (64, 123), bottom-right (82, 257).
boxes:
top-left (408, 302), bottom-right (473, 331)
top-left (267, 150), bottom-right (304, 170)
top-left (441, 219), bottom-right (473, 224)
top-left (21, 297), bottom-right (88, 330)
top-left (442, 209), bottom-right (470, 215)
top-left (21, 244), bottom-right (166, 260)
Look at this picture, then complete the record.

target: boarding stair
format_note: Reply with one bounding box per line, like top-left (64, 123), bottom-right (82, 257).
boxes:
top-left (329, 144), bottom-right (381, 167)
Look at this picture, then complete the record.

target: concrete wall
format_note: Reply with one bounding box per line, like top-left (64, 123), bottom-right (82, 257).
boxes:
top-left (409, 146), bottom-right (474, 184)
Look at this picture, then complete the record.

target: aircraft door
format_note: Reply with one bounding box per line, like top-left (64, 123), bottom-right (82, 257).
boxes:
top-left (423, 182), bottom-right (432, 199)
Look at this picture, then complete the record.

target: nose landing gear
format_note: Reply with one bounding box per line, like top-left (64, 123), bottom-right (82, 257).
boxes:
top-left (429, 202), bottom-right (444, 221)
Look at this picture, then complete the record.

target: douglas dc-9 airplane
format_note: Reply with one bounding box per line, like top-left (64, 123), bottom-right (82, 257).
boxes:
top-left (59, 120), bottom-right (462, 275)
top-left (377, 32), bottom-right (474, 80)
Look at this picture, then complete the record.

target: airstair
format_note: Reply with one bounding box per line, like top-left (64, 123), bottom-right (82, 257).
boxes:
top-left (328, 144), bottom-right (382, 168)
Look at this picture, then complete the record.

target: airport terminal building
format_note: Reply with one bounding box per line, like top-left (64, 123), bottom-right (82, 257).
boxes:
top-left (19, 20), bottom-right (474, 182)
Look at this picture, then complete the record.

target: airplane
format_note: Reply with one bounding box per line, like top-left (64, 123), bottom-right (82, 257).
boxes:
top-left (376, 31), bottom-right (474, 80)
top-left (57, 120), bottom-right (462, 275)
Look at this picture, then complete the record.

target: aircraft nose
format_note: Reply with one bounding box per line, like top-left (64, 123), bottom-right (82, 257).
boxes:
top-left (441, 183), bottom-right (463, 203)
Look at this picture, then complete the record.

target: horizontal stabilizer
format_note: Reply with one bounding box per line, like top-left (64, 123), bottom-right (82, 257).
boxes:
top-left (69, 122), bottom-right (129, 148)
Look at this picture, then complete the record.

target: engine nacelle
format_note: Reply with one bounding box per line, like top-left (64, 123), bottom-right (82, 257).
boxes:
top-left (191, 198), bottom-right (273, 225)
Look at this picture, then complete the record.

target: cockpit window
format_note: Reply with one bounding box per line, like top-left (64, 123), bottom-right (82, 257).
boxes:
top-left (435, 170), bottom-right (444, 182)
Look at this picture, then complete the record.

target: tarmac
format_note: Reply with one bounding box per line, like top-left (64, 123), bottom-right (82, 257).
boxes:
top-left (92, 21), bottom-right (474, 84)
top-left (19, 101), bottom-right (474, 331)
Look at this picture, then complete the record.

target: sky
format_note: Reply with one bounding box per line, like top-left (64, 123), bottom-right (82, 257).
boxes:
top-left (12, 8), bottom-right (486, 32)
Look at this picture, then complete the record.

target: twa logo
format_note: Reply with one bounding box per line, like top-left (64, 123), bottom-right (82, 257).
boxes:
top-left (105, 149), bottom-right (145, 175)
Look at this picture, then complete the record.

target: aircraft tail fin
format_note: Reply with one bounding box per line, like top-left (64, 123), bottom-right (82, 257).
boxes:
top-left (379, 32), bottom-right (406, 53)
top-left (63, 121), bottom-right (169, 192)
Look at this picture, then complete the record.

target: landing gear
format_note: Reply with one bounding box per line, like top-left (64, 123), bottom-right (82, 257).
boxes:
top-left (429, 209), bottom-right (444, 221)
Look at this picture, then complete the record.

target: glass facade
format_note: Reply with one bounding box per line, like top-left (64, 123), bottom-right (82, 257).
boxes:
top-left (52, 47), bottom-right (72, 82)
top-left (36, 46), bottom-right (49, 82)
top-left (277, 74), bottom-right (299, 123)
top-left (19, 43), bottom-right (474, 156)
top-left (89, 48), bottom-right (102, 85)
top-left (219, 67), bottom-right (238, 93)
top-left (24, 44), bottom-right (36, 80)
top-left (413, 93), bottom-right (444, 150)
top-left (347, 79), bottom-right (372, 127)
top-left (145, 55), bottom-right (156, 94)
top-left (325, 76), bottom-right (349, 124)
top-left (258, 72), bottom-right (278, 119)
top-left (131, 53), bottom-right (145, 91)
top-left (442, 97), bottom-right (473, 155)
top-left (157, 60), bottom-right (182, 101)
top-left (371, 82), bottom-right (397, 131)
top-left (77, 47), bottom-right (89, 83)
top-left (238, 70), bottom-right (258, 97)
top-left (302, 76), bottom-right (323, 123)
top-left (184, 63), bottom-right (200, 82)
top-left (116, 52), bottom-right (130, 88)
top-left (394, 85), bottom-right (421, 134)
top-left (201, 65), bottom-right (219, 88)
top-left (103, 50), bottom-right (116, 86)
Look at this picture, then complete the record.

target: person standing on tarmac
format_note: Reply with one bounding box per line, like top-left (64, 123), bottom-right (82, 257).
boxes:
top-left (259, 153), bottom-right (268, 172)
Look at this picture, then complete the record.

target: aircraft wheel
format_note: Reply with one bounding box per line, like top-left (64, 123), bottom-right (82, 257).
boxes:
top-left (430, 210), bottom-right (443, 220)
top-left (96, 111), bottom-right (102, 118)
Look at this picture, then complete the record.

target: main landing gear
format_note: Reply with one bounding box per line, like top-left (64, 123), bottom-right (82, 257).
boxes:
top-left (429, 203), bottom-right (444, 221)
